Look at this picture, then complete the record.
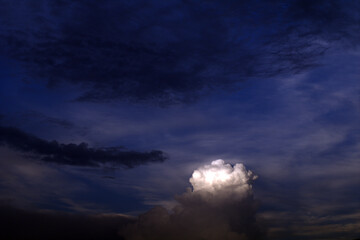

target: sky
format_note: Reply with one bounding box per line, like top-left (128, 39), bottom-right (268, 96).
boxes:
top-left (0, 0), bottom-right (359, 239)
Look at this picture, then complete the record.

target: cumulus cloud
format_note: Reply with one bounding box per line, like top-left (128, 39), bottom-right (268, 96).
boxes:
top-left (190, 159), bottom-right (257, 194)
top-left (0, 126), bottom-right (167, 168)
top-left (121, 160), bottom-right (265, 240)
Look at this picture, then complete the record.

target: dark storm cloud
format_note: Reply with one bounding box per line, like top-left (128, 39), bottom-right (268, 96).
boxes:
top-left (0, 0), bottom-right (358, 104)
top-left (0, 126), bottom-right (167, 167)
top-left (122, 197), bottom-right (264, 240)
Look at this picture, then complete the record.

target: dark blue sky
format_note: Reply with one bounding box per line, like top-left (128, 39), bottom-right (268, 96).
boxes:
top-left (0, 1), bottom-right (359, 239)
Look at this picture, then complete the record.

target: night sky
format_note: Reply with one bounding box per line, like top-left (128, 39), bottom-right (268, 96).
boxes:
top-left (0, 1), bottom-right (359, 239)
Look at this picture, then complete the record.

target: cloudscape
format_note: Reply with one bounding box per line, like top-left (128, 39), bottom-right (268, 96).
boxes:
top-left (0, 0), bottom-right (359, 239)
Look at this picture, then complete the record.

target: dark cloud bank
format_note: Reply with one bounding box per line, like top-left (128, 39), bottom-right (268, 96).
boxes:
top-left (0, 192), bottom-right (263, 240)
top-left (0, 126), bottom-right (167, 167)
top-left (0, 0), bottom-right (359, 104)
top-left (121, 192), bottom-right (264, 240)
top-left (0, 205), bottom-right (135, 240)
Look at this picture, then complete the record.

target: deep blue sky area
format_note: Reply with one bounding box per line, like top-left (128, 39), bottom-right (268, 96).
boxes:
top-left (0, 1), bottom-right (359, 239)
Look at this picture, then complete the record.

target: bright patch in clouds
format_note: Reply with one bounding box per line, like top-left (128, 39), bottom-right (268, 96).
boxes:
top-left (123, 160), bottom-right (264, 240)
top-left (189, 159), bottom-right (257, 195)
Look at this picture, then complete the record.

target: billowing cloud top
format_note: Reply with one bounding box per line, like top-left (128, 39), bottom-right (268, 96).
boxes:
top-left (122, 160), bottom-right (265, 239)
top-left (190, 159), bottom-right (257, 196)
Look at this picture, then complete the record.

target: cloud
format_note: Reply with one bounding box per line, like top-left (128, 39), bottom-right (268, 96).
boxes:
top-left (0, 0), bottom-right (359, 104)
top-left (121, 160), bottom-right (265, 240)
top-left (0, 126), bottom-right (167, 168)
top-left (190, 159), bottom-right (257, 194)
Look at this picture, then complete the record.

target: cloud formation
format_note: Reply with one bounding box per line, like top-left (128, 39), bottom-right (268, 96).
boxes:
top-left (121, 160), bottom-right (264, 240)
top-left (0, 126), bottom-right (167, 167)
top-left (0, 0), bottom-right (359, 104)
top-left (190, 159), bottom-right (257, 194)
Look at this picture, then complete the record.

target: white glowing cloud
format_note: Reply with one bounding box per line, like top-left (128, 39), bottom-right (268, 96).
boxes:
top-left (189, 159), bottom-right (257, 195)
top-left (123, 159), bottom-right (263, 240)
